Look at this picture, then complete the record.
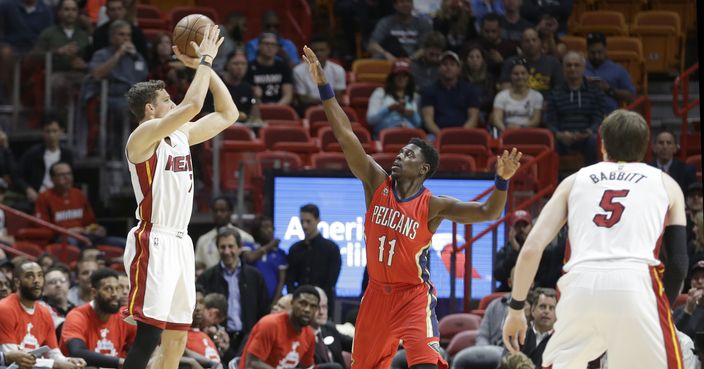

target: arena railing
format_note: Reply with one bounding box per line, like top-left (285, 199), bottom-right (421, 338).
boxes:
top-left (672, 62), bottom-right (700, 160)
top-left (446, 149), bottom-right (556, 311)
top-left (0, 202), bottom-right (92, 250)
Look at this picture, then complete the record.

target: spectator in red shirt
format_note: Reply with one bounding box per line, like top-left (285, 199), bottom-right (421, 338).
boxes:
top-left (35, 161), bottom-right (125, 248)
top-left (60, 267), bottom-right (136, 368)
top-left (185, 291), bottom-right (226, 369)
top-left (0, 260), bottom-right (87, 369)
top-left (238, 285), bottom-right (320, 369)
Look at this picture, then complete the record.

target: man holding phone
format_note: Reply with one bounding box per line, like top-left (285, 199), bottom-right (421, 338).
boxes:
top-left (584, 32), bottom-right (636, 113)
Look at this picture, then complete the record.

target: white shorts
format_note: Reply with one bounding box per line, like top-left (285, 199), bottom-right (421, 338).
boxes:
top-left (542, 263), bottom-right (683, 369)
top-left (123, 223), bottom-right (195, 330)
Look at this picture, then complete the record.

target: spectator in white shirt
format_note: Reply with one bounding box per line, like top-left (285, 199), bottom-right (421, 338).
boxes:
top-left (292, 36), bottom-right (346, 115)
top-left (491, 58), bottom-right (543, 132)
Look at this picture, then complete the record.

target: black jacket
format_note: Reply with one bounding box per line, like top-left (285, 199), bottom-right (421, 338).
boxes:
top-left (521, 326), bottom-right (553, 367)
top-left (16, 144), bottom-right (74, 192)
top-left (647, 159), bottom-right (697, 195)
top-left (287, 234), bottom-right (342, 302)
top-left (317, 322), bottom-right (353, 368)
top-left (196, 263), bottom-right (270, 337)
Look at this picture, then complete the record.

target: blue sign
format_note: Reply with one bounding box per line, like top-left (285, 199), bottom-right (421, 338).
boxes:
top-left (272, 174), bottom-right (504, 298)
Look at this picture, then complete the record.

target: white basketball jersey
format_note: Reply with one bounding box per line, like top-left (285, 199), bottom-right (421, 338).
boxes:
top-left (564, 162), bottom-right (669, 271)
top-left (127, 129), bottom-right (194, 230)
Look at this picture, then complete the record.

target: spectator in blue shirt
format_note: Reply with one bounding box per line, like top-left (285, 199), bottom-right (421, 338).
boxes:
top-left (243, 216), bottom-right (288, 304)
top-left (421, 51), bottom-right (480, 136)
top-left (584, 32), bottom-right (636, 113)
top-left (546, 51), bottom-right (605, 165)
top-left (245, 10), bottom-right (299, 68)
top-left (470, 0), bottom-right (505, 31)
top-left (367, 59), bottom-right (422, 138)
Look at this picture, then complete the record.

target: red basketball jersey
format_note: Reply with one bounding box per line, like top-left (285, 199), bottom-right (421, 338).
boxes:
top-left (365, 177), bottom-right (434, 285)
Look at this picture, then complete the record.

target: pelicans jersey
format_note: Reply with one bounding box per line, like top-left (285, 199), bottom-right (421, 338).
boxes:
top-left (122, 129), bottom-right (196, 330)
top-left (542, 162), bottom-right (682, 369)
top-left (352, 177), bottom-right (447, 369)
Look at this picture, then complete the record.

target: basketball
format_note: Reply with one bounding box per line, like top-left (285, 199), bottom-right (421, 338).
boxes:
top-left (172, 14), bottom-right (215, 58)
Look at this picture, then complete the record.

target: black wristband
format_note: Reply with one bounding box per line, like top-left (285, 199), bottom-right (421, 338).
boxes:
top-left (508, 297), bottom-right (525, 310)
top-left (200, 56), bottom-right (212, 68)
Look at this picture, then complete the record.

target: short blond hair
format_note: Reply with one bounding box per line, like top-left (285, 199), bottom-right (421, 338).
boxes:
top-left (500, 352), bottom-right (535, 369)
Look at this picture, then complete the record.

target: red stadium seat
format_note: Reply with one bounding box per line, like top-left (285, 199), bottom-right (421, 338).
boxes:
top-left (136, 4), bottom-right (163, 19)
top-left (470, 292), bottom-right (508, 317)
top-left (138, 18), bottom-right (169, 31)
top-left (630, 11), bottom-right (684, 73)
top-left (317, 126), bottom-right (375, 154)
top-left (436, 128), bottom-right (493, 169)
top-left (15, 228), bottom-right (54, 246)
top-left (305, 105), bottom-right (359, 137)
top-left (686, 154), bottom-right (701, 171)
top-left (351, 59), bottom-right (392, 83)
top-left (12, 242), bottom-right (44, 257)
top-left (46, 243), bottom-right (81, 265)
top-left (347, 82), bottom-right (383, 130)
top-left (265, 119), bottom-right (304, 127)
top-left (437, 153), bottom-right (476, 173)
top-left (501, 128), bottom-right (557, 189)
top-left (256, 151), bottom-right (304, 177)
top-left (259, 126), bottom-right (319, 164)
top-left (446, 330), bottom-right (480, 355)
top-left (438, 313), bottom-right (482, 346)
top-left (371, 153), bottom-right (397, 173)
top-left (167, 6), bottom-right (219, 29)
top-left (96, 245), bottom-right (124, 261)
top-left (311, 152), bottom-right (349, 171)
top-left (673, 293), bottom-right (688, 310)
top-left (575, 11), bottom-right (629, 36)
top-left (259, 104), bottom-right (300, 121)
top-left (560, 35), bottom-right (587, 54)
top-left (379, 128), bottom-right (427, 153)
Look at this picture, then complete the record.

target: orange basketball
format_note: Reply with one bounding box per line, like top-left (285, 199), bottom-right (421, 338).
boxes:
top-left (172, 14), bottom-right (215, 58)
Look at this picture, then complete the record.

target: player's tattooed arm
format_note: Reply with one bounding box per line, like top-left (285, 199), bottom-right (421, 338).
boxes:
top-left (246, 354), bottom-right (276, 369)
top-left (302, 46), bottom-right (386, 192)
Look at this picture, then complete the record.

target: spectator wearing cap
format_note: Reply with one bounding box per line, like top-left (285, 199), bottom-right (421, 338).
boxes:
top-left (546, 51), bottom-right (605, 166)
top-left (501, 0), bottom-right (532, 42)
top-left (584, 32), bottom-right (636, 113)
top-left (367, 59), bottom-right (422, 138)
top-left (647, 131), bottom-right (698, 195)
top-left (500, 28), bottom-right (563, 96)
top-left (494, 210), bottom-right (533, 292)
top-left (293, 36), bottom-right (345, 115)
top-left (410, 31), bottom-right (446, 92)
top-left (673, 260), bottom-right (704, 341)
top-left (367, 0), bottom-right (432, 60)
top-left (247, 32), bottom-right (294, 105)
top-left (491, 57), bottom-right (543, 133)
top-left (420, 51), bottom-right (480, 136)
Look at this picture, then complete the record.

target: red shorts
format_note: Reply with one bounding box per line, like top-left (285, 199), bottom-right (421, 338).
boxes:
top-left (351, 280), bottom-right (448, 369)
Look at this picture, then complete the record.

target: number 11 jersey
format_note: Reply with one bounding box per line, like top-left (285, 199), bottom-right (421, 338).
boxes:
top-left (364, 176), bottom-right (435, 285)
top-left (565, 162), bottom-right (669, 272)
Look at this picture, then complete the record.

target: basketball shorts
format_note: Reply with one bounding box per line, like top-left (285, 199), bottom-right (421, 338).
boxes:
top-left (351, 280), bottom-right (448, 369)
top-left (542, 262), bottom-right (683, 369)
top-left (123, 222), bottom-right (195, 330)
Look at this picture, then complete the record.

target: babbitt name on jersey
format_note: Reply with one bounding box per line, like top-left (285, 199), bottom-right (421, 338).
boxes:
top-left (164, 154), bottom-right (193, 173)
top-left (371, 205), bottom-right (419, 239)
top-left (589, 171), bottom-right (646, 184)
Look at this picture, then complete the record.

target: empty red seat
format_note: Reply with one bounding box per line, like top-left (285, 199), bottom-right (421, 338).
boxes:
top-left (259, 104), bottom-right (300, 121)
top-left (12, 242), bottom-right (44, 257)
top-left (259, 126), bottom-right (319, 164)
top-left (446, 330), bottom-right (480, 356)
top-left (439, 314), bottom-right (482, 346)
top-left (437, 128), bottom-right (493, 169)
top-left (470, 292), bottom-right (508, 317)
top-left (46, 243), bottom-right (81, 265)
top-left (15, 228), bottom-right (54, 245)
top-left (317, 126), bottom-right (375, 154)
top-left (486, 154), bottom-right (539, 192)
top-left (305, 105), bottom-right (359, 137)
top-left (256, 151), bottom-right (304, 176)
top-left (266, 119), bottom-right (304, 127)
top-left (437, 153), bottom-right (476, 173)
top-left (96, 244), bottom-right (124, 261)
top-left (311, 152), bottom-right (349, 171)
top-left (136, 4), bottom-right (163, 19)
top-left (379, 128), bottom-right (427, 153)
top-left (347, 82), bottom-right (383, 130)
top-left (501, 128), bottom-right (557, 189)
